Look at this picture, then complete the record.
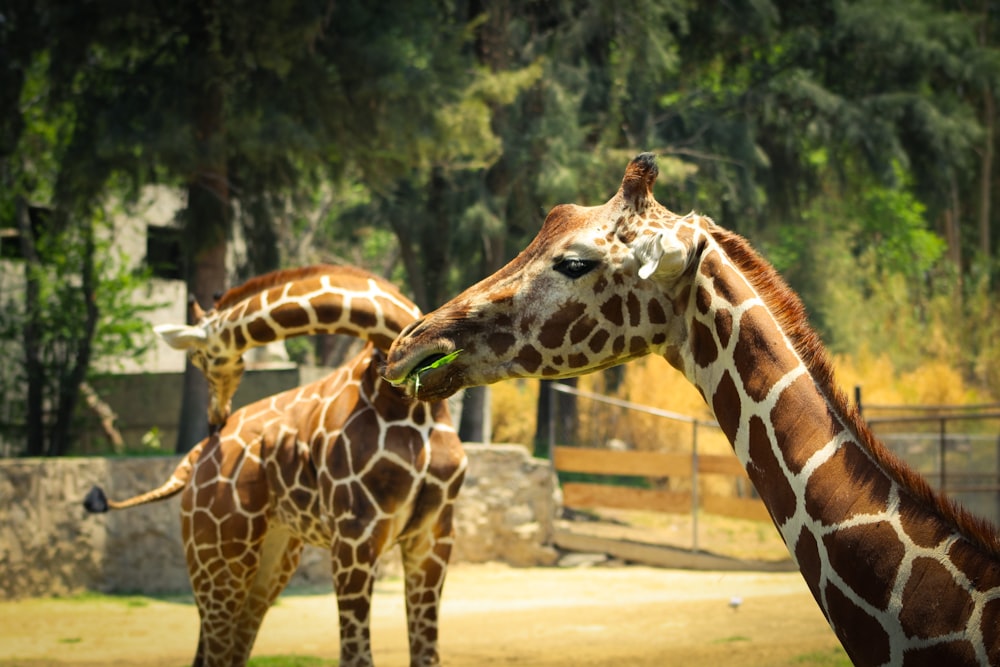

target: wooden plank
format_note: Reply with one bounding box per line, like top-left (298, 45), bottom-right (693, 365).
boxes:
top-left (562, 482), bottom-right (692, 514)
top-left (553, 446), bottom-right (690, 477)
top-left (702, 494), bottom-right (772, 523)
top-left (696, 453), bottom-right (747, 477)
top-left (552, 528), bottom-right (796, 572)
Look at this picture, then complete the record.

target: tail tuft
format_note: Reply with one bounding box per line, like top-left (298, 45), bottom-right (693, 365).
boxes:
top-left (83, 485), bottom-right (109, 513)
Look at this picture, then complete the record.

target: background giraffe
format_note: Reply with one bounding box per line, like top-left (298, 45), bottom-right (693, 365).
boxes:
top-left (385, 154), bottom-right (1000, 665)
top-left (155, 264), bottom-right (422, 427)
top-left (85, 265), bottom-right (466, 667)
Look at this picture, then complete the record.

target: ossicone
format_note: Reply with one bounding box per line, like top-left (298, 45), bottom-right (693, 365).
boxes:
top-left (621, 152), bottom-right (659, 212)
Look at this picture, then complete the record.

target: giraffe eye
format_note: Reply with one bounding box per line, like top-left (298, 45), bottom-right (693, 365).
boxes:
top-left (554, 258), bottom-right (599, 279)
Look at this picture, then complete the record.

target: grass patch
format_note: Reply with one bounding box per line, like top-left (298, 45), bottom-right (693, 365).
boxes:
top-left (248, 657), bottom-right (338, 667)
top-left (63, 592), bottom-right (149, 607)
top-left (791, 647), bottom-right (852, 666)
top-left (712, 635), bottom-right (750, 644)
top-left (57, 637), bottom-right (82, 644)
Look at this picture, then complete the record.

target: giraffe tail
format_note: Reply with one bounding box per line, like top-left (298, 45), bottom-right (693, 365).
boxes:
top-left (83, 439), bottom-right (206, 513)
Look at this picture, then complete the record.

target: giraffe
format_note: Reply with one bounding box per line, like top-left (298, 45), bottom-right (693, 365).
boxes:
top-left (154, 264), bottom-right (422, 427)
top-left (383, 153), bottom-right (1000, 666)
top-left (84, 265), bottom-right (467, 667)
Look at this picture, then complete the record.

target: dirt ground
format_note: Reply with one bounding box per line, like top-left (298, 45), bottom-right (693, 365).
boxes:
top-left (0, 561), bottom-right (845, 667)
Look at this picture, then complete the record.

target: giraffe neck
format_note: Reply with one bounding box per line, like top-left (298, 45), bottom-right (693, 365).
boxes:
top-left (208, 266), bottom-right (421, 356)
top-left (674, 227), bottom-right (1000, 665)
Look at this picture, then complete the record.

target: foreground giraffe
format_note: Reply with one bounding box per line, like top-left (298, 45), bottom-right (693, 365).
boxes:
top-left (384, 154), bottom-right (1000, 666)
top-left (85, 265), bottom-right (466, 667)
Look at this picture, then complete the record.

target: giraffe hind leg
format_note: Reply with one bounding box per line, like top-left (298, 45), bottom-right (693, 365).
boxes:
top-left (231, 528), bottom-right (304, 665)
top-left (399, 515), bottom-right (455, 667)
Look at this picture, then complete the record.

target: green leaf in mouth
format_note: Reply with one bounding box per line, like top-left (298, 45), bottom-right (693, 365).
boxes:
top-left (391, 350), bottom-right (463, 392)
top-left (412, 350), bottom-right (462, 393)
top-left (417, 349), bottom-right (463, 373)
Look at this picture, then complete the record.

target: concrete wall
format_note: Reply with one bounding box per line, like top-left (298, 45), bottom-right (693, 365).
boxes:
top-left (0, 444), bottom-right (560, 600)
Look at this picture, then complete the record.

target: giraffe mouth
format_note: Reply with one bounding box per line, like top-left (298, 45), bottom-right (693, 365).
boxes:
top-left (391, 350), bottom-right (463, 396)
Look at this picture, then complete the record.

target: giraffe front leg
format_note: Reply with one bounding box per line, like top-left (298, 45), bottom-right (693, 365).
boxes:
top-left (399, 512), bottom-right (456, 667)
top-left (331, 534), bottom-right (381, 667)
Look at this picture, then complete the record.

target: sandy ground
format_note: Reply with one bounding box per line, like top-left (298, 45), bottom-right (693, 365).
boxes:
top-left (0, 561), bottom-right (845, 667)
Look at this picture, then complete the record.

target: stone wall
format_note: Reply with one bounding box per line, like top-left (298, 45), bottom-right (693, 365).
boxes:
top-left (0, 444), bottom-right (560, 600)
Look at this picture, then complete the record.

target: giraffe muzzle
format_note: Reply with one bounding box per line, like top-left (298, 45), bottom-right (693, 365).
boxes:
top-left (388, 350), bottom-right (462, 397)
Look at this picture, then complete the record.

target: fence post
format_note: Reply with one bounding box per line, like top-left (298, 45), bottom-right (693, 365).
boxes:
top-left (939, 417), bottom-right (947, 493)
top-left (691, 420), bottom-right (699, 554)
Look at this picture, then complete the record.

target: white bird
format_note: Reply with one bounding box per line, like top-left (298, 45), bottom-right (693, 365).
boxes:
top-left (729, 596), bottom-right (743, 611)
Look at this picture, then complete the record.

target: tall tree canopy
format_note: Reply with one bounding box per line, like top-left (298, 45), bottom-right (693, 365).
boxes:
top-left (2, 0), bottom-right (999, 455)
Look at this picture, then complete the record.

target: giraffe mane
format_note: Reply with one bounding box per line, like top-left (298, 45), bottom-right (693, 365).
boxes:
top-left (709, 224), bottom-right (1000, 559)
top-left (212, 264), bottom-right (408, 312)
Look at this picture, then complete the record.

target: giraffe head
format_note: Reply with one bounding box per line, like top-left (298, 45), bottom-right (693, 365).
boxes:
top-left (155, 298), bottom-right (244, 427)
top-left (385, 153), bottom-right (704, 400)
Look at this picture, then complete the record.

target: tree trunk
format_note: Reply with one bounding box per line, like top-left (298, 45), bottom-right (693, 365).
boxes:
top-left (16, 198), bottom-right (45, 456)
top-left (458, 386), bottom-right (491, 444)
top-left (533, 377), bottom-right (579, 458)
top-left (175, 3), bottom-right (229, 452)
top-left (50, 220), bottom-right (98, 456)
top-left (979, 88), bottom-right (994, 267)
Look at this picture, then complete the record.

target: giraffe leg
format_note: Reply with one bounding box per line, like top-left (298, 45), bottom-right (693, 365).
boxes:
top-left (399, 509), bottom-right (455, 667)
top-left (331, 521), bottom-right (394, 667)
top-left (232, 527), bottom-right (304, 665)
top-left (187, 543), bottom-right (258, 667)
top-left (184, 509), bottom-right (269, 667)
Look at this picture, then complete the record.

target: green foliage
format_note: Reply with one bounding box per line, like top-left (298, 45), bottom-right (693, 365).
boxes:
top-left (248, 657), bottom-right (338, 667)
top-left (791, 647), bottom-right (852, 667)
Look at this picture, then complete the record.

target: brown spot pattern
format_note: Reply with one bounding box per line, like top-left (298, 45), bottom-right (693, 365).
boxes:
top-left (714, 309), bottom-right (732, 348)
top-left (569, 316), bottom-right (598, 344)
top-left (600, 295), bottom-right (625, 327)
top-left (947, 538), bottom-right (1000, 591)
top-left (647, 298), bottom-right (667, 325)
top-left (824, 521), bottom-right (903, 610)
top-left (272, 303), bottom-right (311, 329)
top-left (515, 345), bottom-right (543, 373)
top-left (690, 319), bottom-right (718, 368)
top-left (695, 285), bottom-right (712, 315)
top-left (770, 374), bottom-right (842, 475)
top-left (794, 527), bottom-right (825, 610)
top-left (734, 306), bottom-right (799, 402)
top-left (626, 292), bottom-right (641, 327)
top-left (711, 371), bottom-right (742, 443)
top-left (824, 583), bottom-right (891, 666)
top-left (588, 330), bottom-right (610, 354)
top-left (901, 641), bottom-right (979, 666)
top-left (746, 416), bottom-right (797, 525)
top-left (704, 259), bottom-right (755, 308)
top-left (897, 496), bottom-right (956, 551)
top-left (348, 305), bottom-right (377, 329)
top-left (246, 318), bottom-right (278, 344)
top-left (899, 556), bottom-right (974, 638)
top-left (981, 598), bottom-right (1000, 665)
top-left (805, 443), bottom-right (890, 525)
top-left (487, 331), bottom-right (516, 356)
top-left (539, 302), bottom-right (586, 349)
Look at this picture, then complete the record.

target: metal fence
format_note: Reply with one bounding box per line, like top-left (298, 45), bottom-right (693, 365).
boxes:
top-left (859, 395), bottom-right (1000, 526)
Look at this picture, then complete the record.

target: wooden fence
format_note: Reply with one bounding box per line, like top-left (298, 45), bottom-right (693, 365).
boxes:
top-left (548, 383), bottom-right (772, 550)
top-left (553, 446), bottom-right (770, 523)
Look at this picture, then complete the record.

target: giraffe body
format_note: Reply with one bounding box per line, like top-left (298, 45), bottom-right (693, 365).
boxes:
top-left (385, 154), bottom-right (1000, 666)
top-left (87, 267), bottom-right (465, 667)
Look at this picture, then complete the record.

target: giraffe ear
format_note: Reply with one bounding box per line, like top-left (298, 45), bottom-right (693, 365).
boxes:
top-left (154, 323), bottom-right (208, 351)
top-left (634, 233), bottom-right (687, 280)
